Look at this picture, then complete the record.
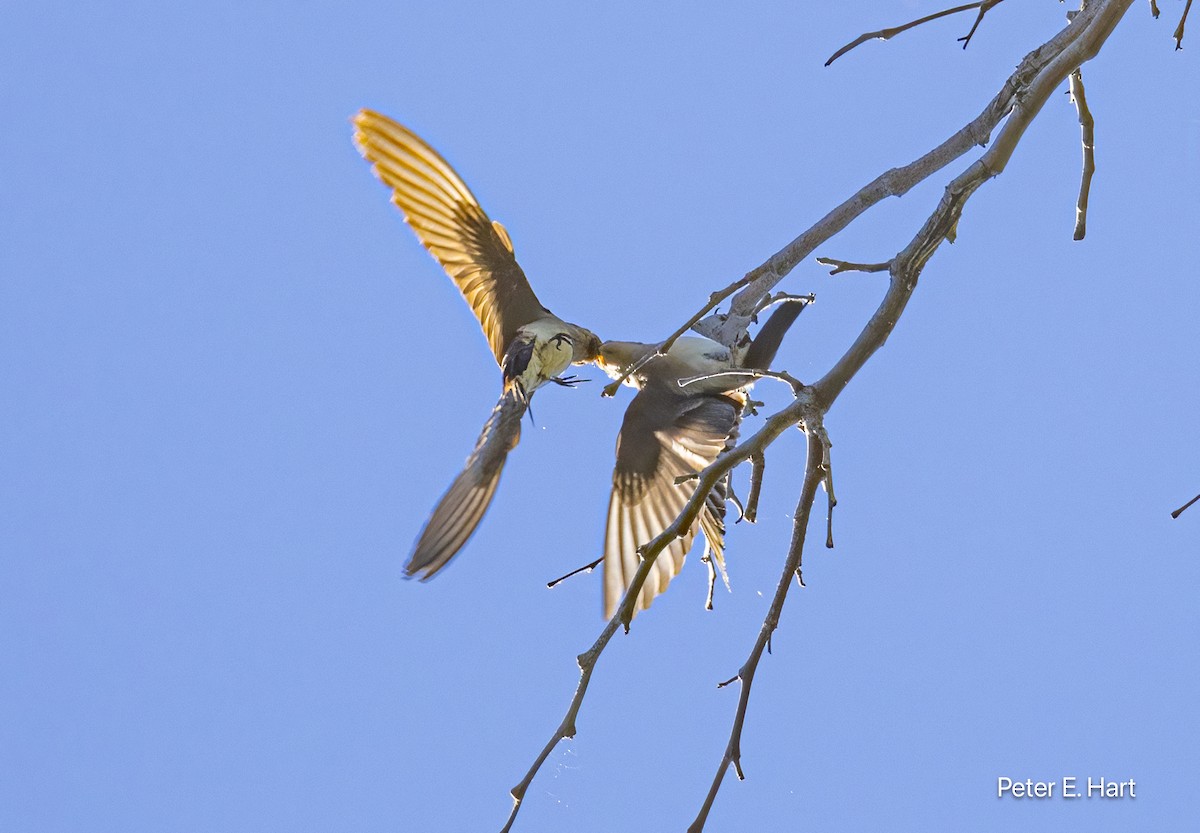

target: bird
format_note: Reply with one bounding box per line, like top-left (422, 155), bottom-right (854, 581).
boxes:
top-left (353, 109), bottom-right (601, 579)
top-left (597, 299), bottom-right (808, 618)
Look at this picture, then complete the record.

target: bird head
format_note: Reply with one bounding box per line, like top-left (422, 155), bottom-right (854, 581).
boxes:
top-left (571, 329), bottom-right (603, 364)
top-left (596, 340), bottom-right (656, 385)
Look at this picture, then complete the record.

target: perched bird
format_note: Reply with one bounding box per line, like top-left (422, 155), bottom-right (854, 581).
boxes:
top-left (353, 109), bottom-right (601, 579)
top-left (597, 300), bottom-right (808, 618)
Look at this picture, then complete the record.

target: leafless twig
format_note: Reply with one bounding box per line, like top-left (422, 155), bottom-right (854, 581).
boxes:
top-left (502, 384), bottom-right (818, 832)
top-left (1171, 492), bottom-right (1200, 518)
top-left (688, 3), bottom-right (1135, 828)
top-left (741, 451), bottom-right (766, 523)
top-left (815, 257), bottom-right (891, 275)
top-left (502, 3), bottom-right (1137, 829)
top-left (546, 557), bottom-right (603, 588)
top-left (707, 6), bottom-right (1099, 350)
top-left (687, 422), bottom-right (829, 833)
top-left (958, 0), bottom-right (1008, 49)
top-left (677, 367), bottom-right (806, 393)
top-left (825, 0), bottom-right (1007, 66)
top-left (1068, 67), bottom-right (1096, 240)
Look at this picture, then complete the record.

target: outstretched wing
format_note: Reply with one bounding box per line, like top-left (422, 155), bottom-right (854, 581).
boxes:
top-left (603, 386), bottom-right (741, 618)
top-left (406, 389), bottom-right (527, 579)
top-left (354, 109), bottom-right (549, 365)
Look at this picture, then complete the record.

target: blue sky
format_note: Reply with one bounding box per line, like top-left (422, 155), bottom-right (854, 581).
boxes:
top-left (3, 2), bottom-right (1197, 832)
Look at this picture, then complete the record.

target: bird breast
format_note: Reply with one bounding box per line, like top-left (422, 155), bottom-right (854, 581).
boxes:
top-left (664, 337), bottom-right (733, 372)
top-left (509, 318), bottom-right (576, 393)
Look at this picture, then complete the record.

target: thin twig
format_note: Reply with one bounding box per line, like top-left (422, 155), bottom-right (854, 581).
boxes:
top-left (815, 257), bottom-right (891, 275)
top-left (688, 5), bottom-right (1136, 828)
top-left (546, 557), bottom-right (604, 589)
top-left (501, 387), bottom-right (817, 831)
top-left (601, 276), bottom-right (751, 397)
top-left (726, 476), bottom-right (747, 522)
top-left (741, 451), bottom-right (765, 524)
top-left (677, 367), bottom-right (806, 393)
top-left (1171, 493), bottom-right (1200, 518)
top-left (1175, 0), bottom-right (1193, 48)
top-left (1069, 67), bottom-right (1096, 240)
top-left (814, 1), bottom-right (1133, 409)
top-left (826, 0), bottom-right (1007, 66)
top-left (501, 4), bottom-right (1136, 829)
top-left (958, 0), bottom-right (1007, 49)
top-left (688, 422), bottom-right (829, 833)
top-left (822, 440), bottom-right (837, 549)
top-left (703, 550), bottom-right (717, 610)
top-left (708, 9), bottom-right (1094, 349)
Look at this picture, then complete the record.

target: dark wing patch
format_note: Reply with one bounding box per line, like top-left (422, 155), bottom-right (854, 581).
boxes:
top-left (354, 110), bottom-right (548, 365)
top-left (405, 388), bottom-right (527, 579)
top-left (501, 335), bottom-right (535, 389)
top-left (603, 387), bottom-right (741, 618)
top-left (742, 299), bottom-right (807, 370)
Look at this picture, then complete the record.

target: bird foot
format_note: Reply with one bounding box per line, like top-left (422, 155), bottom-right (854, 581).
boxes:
top-left (551, 375), bottom-right (589, 387)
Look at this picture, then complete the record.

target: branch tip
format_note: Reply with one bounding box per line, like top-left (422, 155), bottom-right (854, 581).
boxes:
top-left (1171, 493), bottom-right (1200, 518)
top-left (826, 1), bottom-right (1007, 66)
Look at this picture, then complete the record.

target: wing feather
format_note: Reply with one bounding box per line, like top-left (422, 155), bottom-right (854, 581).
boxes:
top-left (405, 390), bottom-right (527, 579)
top-left (602, 387), bottom-right (741, 618)
top-left (354, 110), bottom-right (548, 365)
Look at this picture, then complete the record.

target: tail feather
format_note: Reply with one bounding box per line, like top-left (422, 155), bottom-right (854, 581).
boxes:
top-left (405, 390), bottom-right (526, 579)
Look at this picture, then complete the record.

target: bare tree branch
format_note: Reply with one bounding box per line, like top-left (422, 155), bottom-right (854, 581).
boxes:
top-left (1069, 67), bottom-right (1097, 240)
top-left (814, 1), bottom-right (1133, 411)
top-left (688, 422), bottom-right (829, 833)
top-left (815, 257), bottom-right (891, 275)
top-left (707, 7), bottom-right (1101, 350)
top-left (826, 0), bottom-right (1007, 66)
top-left (1171, 493), bottom-right (1200, 518)
top-left (502, 385), bottom-right (819, 831)
top-left (687, 2), bottom-right (1136, 828)
top-left (501, 3), bottom-right (1137, 829)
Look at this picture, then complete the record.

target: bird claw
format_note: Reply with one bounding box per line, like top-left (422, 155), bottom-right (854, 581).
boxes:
top-left (551, 375), bottom-right (589, 387)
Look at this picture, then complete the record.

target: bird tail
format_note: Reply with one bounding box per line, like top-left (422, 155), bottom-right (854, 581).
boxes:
top-left (404, 389), bottom-right (526, 579)
top-left (742, 298), bottom-right (809, 370)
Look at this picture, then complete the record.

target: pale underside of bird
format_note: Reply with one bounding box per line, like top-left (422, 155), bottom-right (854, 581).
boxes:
top-left (598, 300), bottom-right (808, 619)
top-left (352, 109), bottom-right (600, 579)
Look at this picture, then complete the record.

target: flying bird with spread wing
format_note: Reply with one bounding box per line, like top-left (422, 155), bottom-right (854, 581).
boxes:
top-left (353, 109), bottom-right (601, 579)
top-left (597, 299), bottom-right (809, 618)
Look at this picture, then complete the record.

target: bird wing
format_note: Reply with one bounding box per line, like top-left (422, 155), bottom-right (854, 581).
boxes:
top-left (603, 386), bottom-right (741, 619)
top-left (353, 109), bottom-right (549, 366)
top-left (405, 388), bottom-right (527, 579)
top-left (741, 298), bottom-right (808, 370)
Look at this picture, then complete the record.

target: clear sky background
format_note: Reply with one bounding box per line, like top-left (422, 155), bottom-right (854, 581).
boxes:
top-left (3, 2), bottom-right (1197, 832)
